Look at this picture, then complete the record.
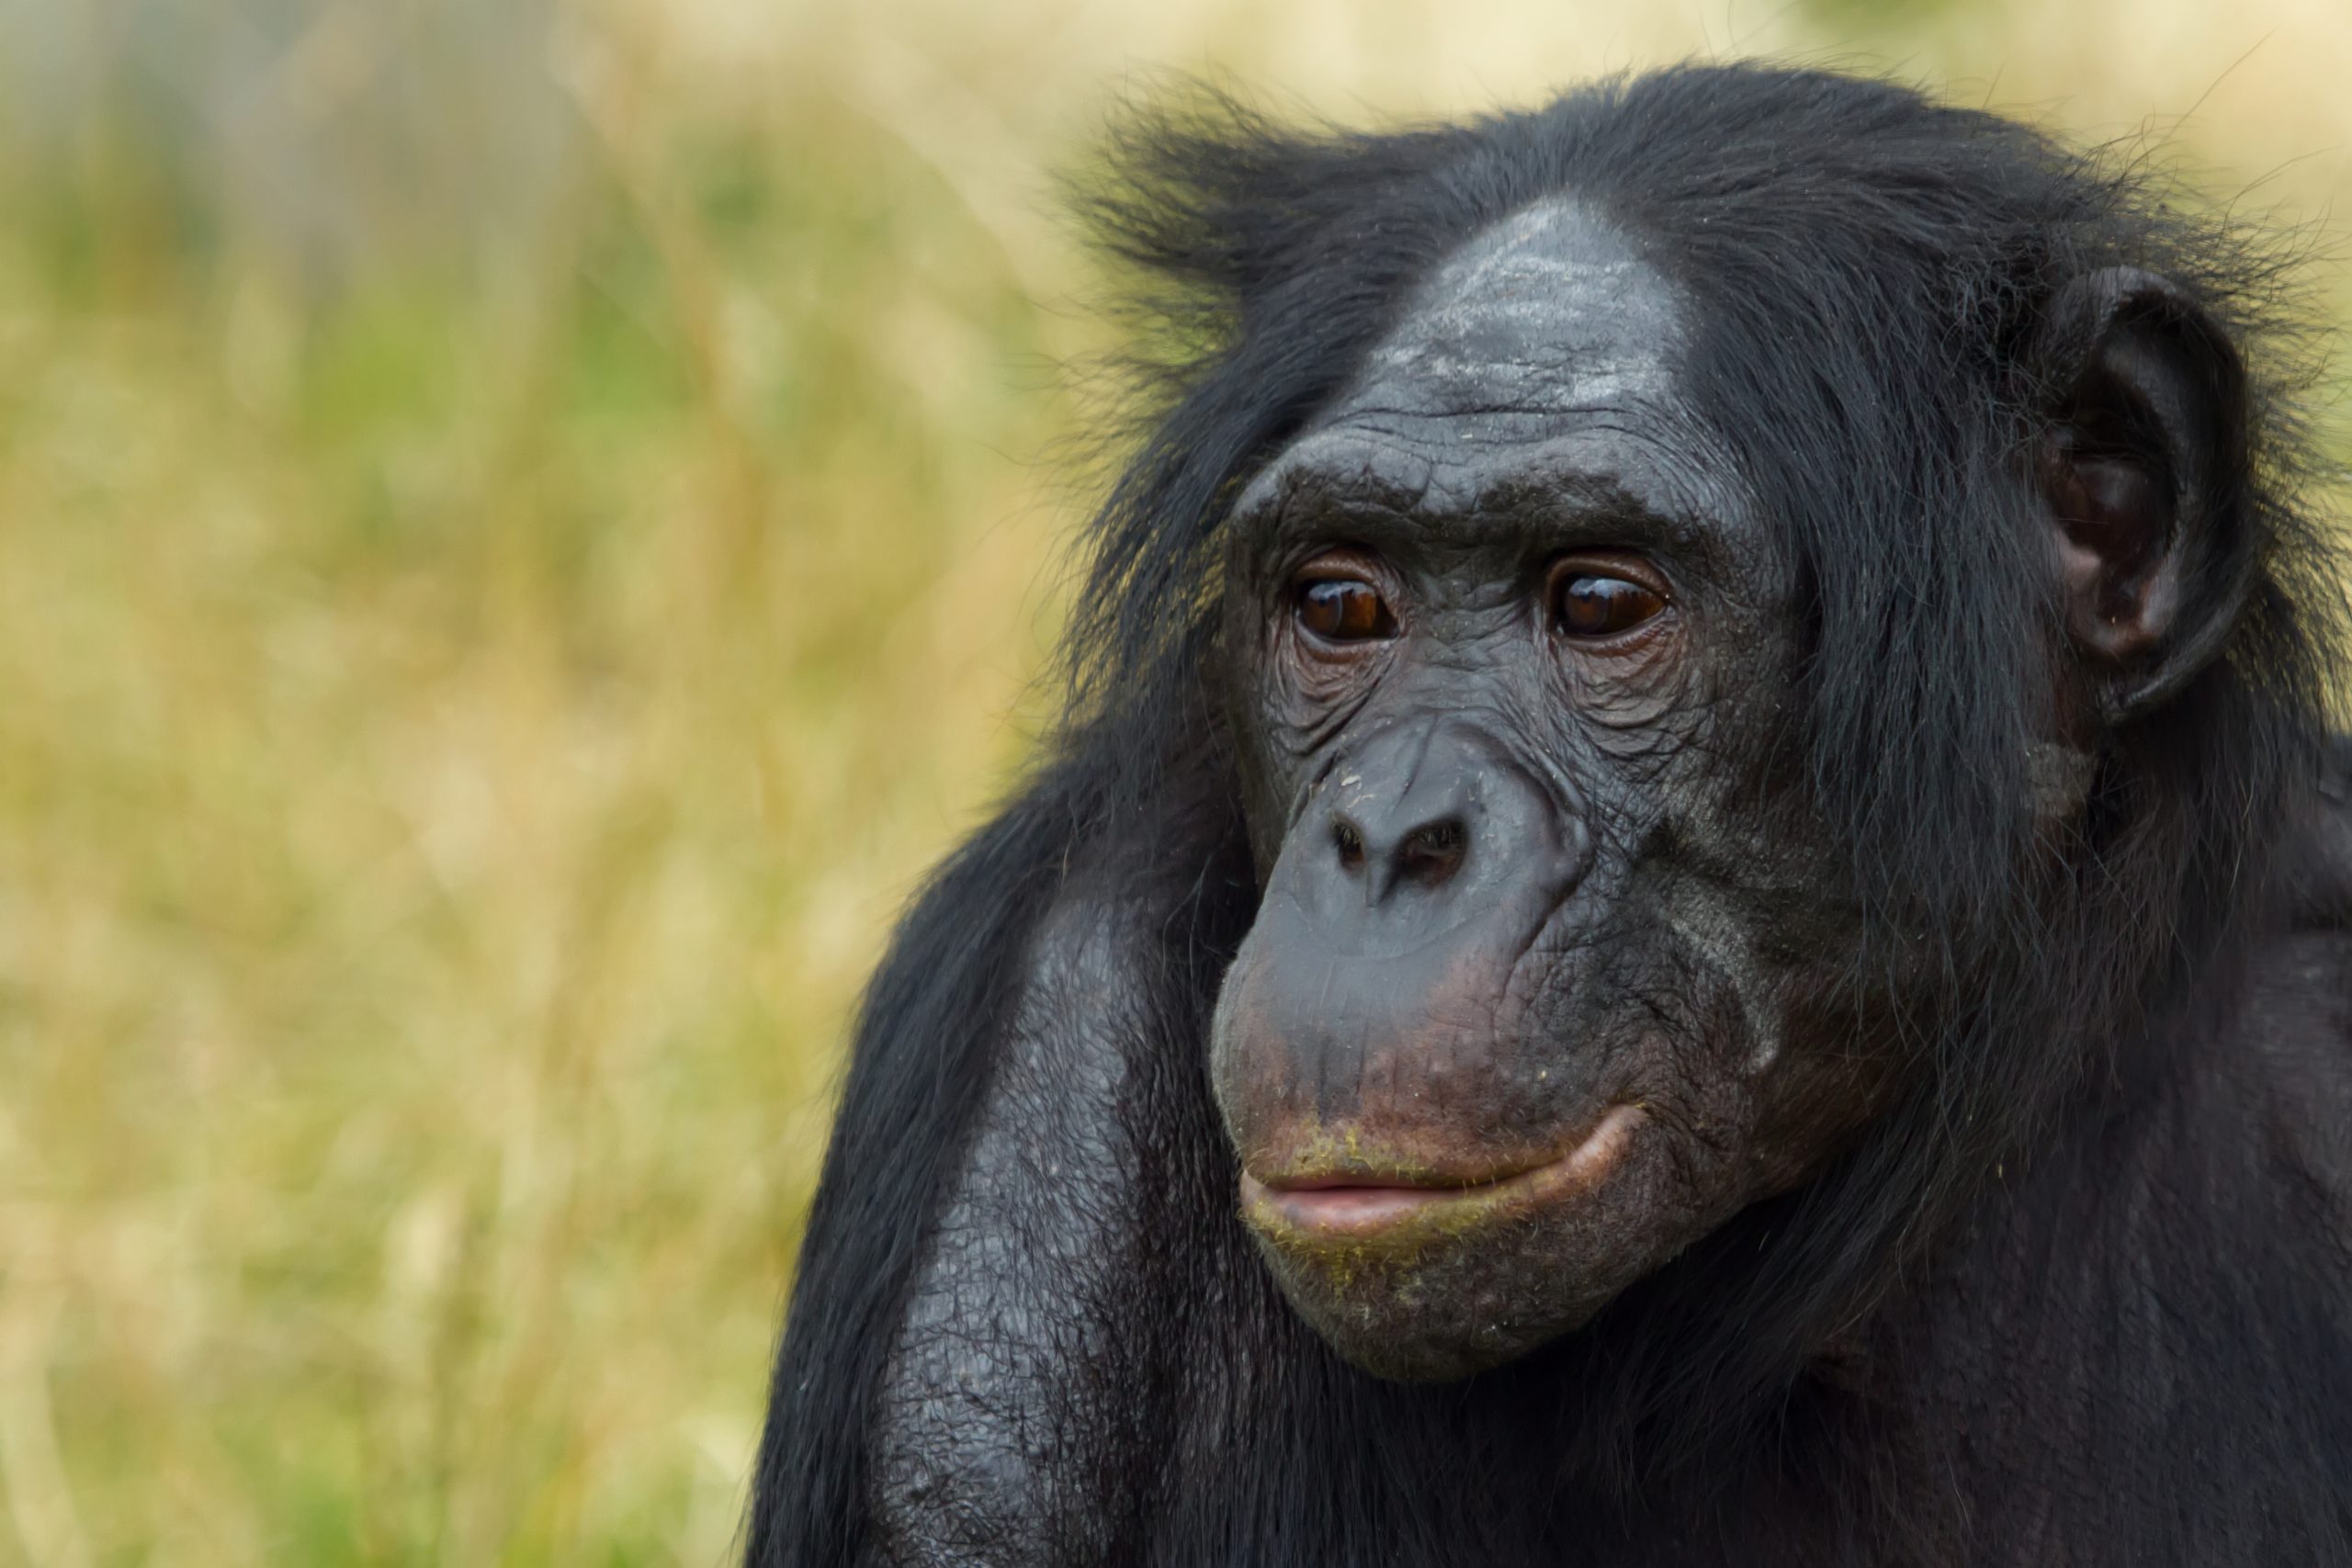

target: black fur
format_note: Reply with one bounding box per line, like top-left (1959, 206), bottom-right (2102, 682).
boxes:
top-left (752, 62), bottom-right (2352, 1565)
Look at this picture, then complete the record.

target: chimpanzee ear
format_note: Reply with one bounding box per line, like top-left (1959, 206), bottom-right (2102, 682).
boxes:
top-left (2030, 265), bottom-right (2254, 720)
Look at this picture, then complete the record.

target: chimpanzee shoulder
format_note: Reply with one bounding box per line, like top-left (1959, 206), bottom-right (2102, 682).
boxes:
top-left (1896, 866), bottom-right (2352, 1564)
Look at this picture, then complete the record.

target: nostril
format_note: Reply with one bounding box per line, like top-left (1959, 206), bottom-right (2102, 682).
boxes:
top-left (1332, 818), bottom-right (1367, 873)
top-left (1396, 818), bottom-right (1467, 886)
top-left (1327, 808), bottom-right (1469, 893)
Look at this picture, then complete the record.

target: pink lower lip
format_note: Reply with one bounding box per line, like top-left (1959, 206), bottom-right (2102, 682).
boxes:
top-left (1238, 1103), bottom-right (1645, 1242)
top-left (1257, 1184), bottom-right (1466, 1231)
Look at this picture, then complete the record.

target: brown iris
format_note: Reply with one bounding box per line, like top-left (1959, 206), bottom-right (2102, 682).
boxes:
top-left (1549, 562), bottom-right (1667, 640)
top-left (1296, 578), bottom-right (1397, 642)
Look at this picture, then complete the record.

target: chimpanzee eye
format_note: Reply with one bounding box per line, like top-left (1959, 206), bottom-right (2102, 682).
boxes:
top-left (1296, 578), bottom-right (1397, 642)
top-left (1549, 562), bottom-right (1668, 640)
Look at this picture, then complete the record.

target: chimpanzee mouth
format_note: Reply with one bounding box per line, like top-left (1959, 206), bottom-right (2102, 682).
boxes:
top-left (1238, 1102), bottom-right (1645, 1247)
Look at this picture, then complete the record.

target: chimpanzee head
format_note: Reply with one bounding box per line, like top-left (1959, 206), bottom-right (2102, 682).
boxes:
top-left (1150, 74), bottom-right (2333, 1382)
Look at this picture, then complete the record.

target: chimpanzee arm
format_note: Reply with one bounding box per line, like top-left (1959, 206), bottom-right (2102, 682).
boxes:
top-left (745, 768), bottom-right (1250, 1566)
top-left (865, 886), bottom-right (1185, 1562)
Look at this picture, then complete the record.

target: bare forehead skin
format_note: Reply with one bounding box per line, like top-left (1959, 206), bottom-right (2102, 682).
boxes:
top-left (1233, 197), bottom-right (1739, 541)
top-left (1328, 198), bottom-right (1680, 430)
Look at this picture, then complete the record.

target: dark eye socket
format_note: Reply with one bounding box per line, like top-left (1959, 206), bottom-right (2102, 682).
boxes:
top-left (1548, 560), bottom-right (1668, 641)
top-left (1295, 577), bottom-right (1397, 642)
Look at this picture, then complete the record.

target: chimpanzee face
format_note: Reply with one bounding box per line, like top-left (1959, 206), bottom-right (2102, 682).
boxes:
top-left (1208, 201), bottom-right (1898, 1381)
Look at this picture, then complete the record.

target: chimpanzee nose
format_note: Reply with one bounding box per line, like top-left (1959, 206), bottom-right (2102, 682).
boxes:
top-left (1305, 719), bottom-right (1577, 923)
top-left (1329, 807), bottom-right (1470, 897)
top-left (1249, 716), bottom-right (1586, 984)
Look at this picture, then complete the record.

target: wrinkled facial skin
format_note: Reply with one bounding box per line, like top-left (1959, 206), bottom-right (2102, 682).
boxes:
top-left (1208, 202), bottom-right (1894, 1382)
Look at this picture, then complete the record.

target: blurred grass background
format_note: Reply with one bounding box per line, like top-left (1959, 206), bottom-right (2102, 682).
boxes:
top-left (0, 0), bottom-right (2346, 1562)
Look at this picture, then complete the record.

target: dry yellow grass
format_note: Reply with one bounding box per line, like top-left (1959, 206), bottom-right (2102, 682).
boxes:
top-left (0, 0), bottom-right (2345, 1562)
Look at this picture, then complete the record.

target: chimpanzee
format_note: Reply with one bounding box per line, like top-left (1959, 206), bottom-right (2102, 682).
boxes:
top-left (750, 62), bottom-right (2352, 1566)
